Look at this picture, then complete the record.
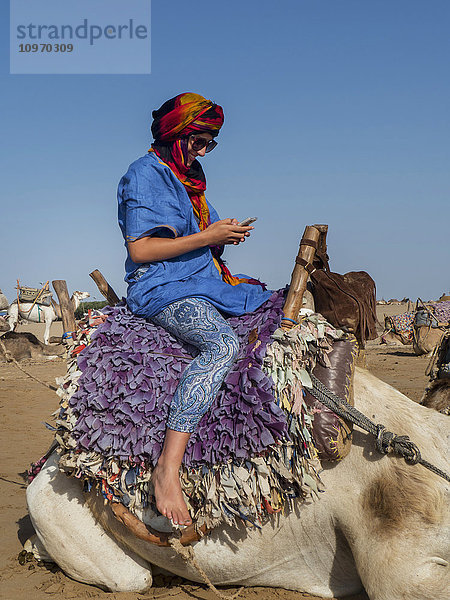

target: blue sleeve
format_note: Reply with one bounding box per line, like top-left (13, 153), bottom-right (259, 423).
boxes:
top-left (119, 163), bottom-right (187, 243)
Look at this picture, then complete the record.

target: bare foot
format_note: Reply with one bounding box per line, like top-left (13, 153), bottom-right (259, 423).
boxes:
top-left (152, 461), bottom-right (192, 526)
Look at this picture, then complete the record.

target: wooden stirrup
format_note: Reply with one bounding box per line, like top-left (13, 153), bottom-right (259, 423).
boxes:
top-left (110, 502), bottom-right (210, 547)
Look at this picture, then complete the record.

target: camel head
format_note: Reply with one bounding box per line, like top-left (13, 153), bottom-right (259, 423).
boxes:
top-left (72, 291), bottom-right (90, 301)
top-left (71, 291), bottom-right (90, 310)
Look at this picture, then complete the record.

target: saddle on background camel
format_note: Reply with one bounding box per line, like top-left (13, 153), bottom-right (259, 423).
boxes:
top-left (17, 280), bottom-right (52, 307)
top-left (382, 299), bottom-right (450, 354)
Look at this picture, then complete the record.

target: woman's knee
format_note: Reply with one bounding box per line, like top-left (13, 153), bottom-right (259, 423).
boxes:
top-left (199, 325), bottom-right (239, 366)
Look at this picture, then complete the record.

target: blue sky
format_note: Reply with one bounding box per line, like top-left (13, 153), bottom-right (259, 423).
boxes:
top-left (1, 0), bottom-right (449, 306)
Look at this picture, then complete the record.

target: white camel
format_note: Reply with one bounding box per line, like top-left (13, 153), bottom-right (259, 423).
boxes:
top-left (27, 368), bottom-right (449, 599)
top-left (7, 291), bottom-right (90, 344)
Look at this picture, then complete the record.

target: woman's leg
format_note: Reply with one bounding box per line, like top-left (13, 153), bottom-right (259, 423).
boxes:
top-left (150, 298), bottom-right (239, 525)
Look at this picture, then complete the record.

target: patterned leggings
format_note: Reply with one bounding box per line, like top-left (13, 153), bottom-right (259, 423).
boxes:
top-left (150, 298), bottom-right (239, 432)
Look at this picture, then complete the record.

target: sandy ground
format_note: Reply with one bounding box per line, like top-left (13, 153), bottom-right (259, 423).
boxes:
top-left (0, 314), bottom-right (430, 600)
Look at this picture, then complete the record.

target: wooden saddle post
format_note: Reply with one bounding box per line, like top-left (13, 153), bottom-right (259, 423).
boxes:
top-left (52, 280), bottom-right (77, 341)
top-left (281, 224), bottom-right (328, 330)
top-left (89, 269), bottom-right (120, 306)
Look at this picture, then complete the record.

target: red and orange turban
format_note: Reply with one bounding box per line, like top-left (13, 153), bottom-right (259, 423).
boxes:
top-left (150, 92), bottom-right (263, 288)
top-left (151, 92), bottom-right (224, 143)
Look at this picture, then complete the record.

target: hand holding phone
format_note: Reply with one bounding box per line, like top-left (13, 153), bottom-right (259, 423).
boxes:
top-left (238, 217), bottom-right (257, 227)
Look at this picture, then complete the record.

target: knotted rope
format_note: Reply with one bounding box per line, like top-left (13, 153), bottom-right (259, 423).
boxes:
top-left (309, 373), bottom-right (450, 483)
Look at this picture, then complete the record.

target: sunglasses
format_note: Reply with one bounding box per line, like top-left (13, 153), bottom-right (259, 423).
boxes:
top-left (189, 135), bottom-right (218, 153)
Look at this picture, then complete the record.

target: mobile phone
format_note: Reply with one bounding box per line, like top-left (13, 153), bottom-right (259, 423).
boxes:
top-left (238, 217), bottom-right (257, 227)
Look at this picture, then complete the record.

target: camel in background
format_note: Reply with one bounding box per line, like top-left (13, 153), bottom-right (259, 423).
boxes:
top-left (7, 291), bottom-right (90, 344)
top-left (0, 331), bottom-right (65, 361)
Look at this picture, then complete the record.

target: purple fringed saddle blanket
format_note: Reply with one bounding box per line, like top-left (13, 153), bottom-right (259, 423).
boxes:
top-left (53, 289), bottom-right (347, 528)
top-left (68, 290), bottom-right (288, 465)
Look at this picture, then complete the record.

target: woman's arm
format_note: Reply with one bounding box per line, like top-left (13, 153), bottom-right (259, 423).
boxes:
top-left (128, 218), bottom-right (253, 263)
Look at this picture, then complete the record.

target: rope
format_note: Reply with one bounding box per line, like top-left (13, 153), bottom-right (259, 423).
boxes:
top-left (170, 538), bottom-right (244, 600)
top-left (0, 336), bottom-right (58, 392)
top-left (309, 373), bottom-right (450, 483)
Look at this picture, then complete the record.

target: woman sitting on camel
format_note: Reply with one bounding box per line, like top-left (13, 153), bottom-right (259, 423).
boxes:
top-left (118, 92), bottom-right (271, 526)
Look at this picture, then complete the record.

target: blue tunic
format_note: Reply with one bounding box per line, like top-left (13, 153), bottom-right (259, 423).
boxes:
top-left (118, 152), bottom-right (272, 318)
